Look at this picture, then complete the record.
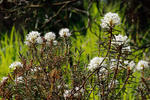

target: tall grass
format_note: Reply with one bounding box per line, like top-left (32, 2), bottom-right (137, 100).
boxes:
top-left (0, 27), bottom-right (26, 80)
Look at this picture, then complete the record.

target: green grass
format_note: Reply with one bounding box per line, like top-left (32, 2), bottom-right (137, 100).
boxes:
top-left (0, 27), bottom-right (27, 80)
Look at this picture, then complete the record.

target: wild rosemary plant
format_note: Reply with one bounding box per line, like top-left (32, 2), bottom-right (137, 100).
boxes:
top-left (0, 12), bottom-right (150, 100)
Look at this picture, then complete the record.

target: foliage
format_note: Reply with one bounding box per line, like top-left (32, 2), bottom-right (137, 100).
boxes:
top-left (0, 0), bottom-right (150, 100)
top-left (0, 13), bottom-right (150, 99)
top-left (0, 27), bottom-right (26, 79)
top-left (0, 0), bottom-right (86, 34)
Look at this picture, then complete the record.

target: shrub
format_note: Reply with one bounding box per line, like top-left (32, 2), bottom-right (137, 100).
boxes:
top-left (0, 13), bottom-right (150, 100)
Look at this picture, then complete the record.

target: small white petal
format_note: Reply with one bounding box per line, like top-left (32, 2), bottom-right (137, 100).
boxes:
top-left (112, 34), bottom-right (128, 46)
top-left (25, 31), bottom-right (41, 46)
top-left (9, 61), bottom-right (23, 69)
top-left (88, 57), bottom-right (106, 71)
top-left (59, 28), bottom-right (71, 37)
top-left (136, 60), bottom-right (149, 70)
top-left (44, 32), bottom-right (56, 41)
top-left (36, 37), bottom-right (43, 44)
top-left (101, 12), bottom-right (120, 29)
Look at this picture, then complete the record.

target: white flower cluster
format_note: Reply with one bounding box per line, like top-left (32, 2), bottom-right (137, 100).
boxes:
top-left (74, 87), bottom-right (84, 97)
top-left (112, 34), bottom-right (128, 46)
top-left (44, 32), bottom-right (58, 45)
top-left (108, 80), bottom-right (119, 88)
top-left (1, 77), bottom-right (8, 83)
top-left (44, 32), bottom-right (56, 41)
top-left (110, 59), bottom-right (136, 70)
top-left (110, 59), bottom-right (125, 69)
top-left (24, 28), bottom-right (71, 46)
top-left (110, 59), bottom-right (149, 71)
top-left (88, 57), bottom-right (106, 71)
top-left (101, 12), bottom-right (120, 28)
top-left (59, 28), bottom-right (71, 37)
top-left (112, 34), bottom-right (131, 52)
top-left (30, 67), bottom-right (42, 72)
top-left (136, 60), bottom-right (149, 70)
top-left (9, 61), bottom-right (23, 69)
top-left (25, 31), bottom-right (42, 46)
top-left (63, 86), bottom-right (84, 99)
top-left (63, 90), bottom-right (71, 99)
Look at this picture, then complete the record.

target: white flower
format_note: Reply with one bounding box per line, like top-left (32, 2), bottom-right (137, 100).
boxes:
top-left (44, 32), bottom-right (56, 41)
top-left (15, 76), bottom-right (23, 82)
top-left (36, 37), bottom-right (43, 44)
top-left (1, 77), bottom-right (8, 83)
top-left (128, 61), bottom-right (135, 70)
top-left (136, 60), bottom-right (149, 70)
top-left (25, 31), bottom-right (41, 46)
top-left (74, 87), bottom-right (84, 97)
top-left (64, 90), bottom-right (71, 98)
top-left (112, 34), bottom-right (128, 45)
top-left (88, 57), bottom-right (106, 71)
top-left (101, 12), bottom-right (120, 28)
top-left (57, 85), bottom-right (61, 89)
top-left (24, 41), bottom-right (30, 46)
top-left (108, 80), bottom-right (119, 88)
top-left (59, 28), bottom-right (71, 37)
top-left (31, 67), bottom-right (42, 72)
top-left (122, 46), bottom-right (131, 52)
top-left (75, 87), bottom-right (84, 92)
top-left (64, 84), bottom-right (69, 87)
top-left (124, 60), bottom-right (129, 65)
top-left (110, 59), bottom-right (124, 69)
top-left (9, 61), bottom-right (23, 69)
top-left (53, 40), bottom-right (58, 45)
top-left (110, 59), bottom-right (117, 69)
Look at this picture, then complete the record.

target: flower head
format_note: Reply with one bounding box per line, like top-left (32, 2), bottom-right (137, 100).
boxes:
top-left (112, 34), bottom-right (128, 45)
top-left (124, 60), bottom-right (129, 65)
top-left (25, 31), bottom-right (41, 46)
top-left (44, 32), bottom-right (56, 41)
top-left (136, 60), bottom-right (149, 70)
top-left (59, 28), bottom-right (71, 37)
top-left (36, 37), bottom-right (43, 44)
top-left (101, 12), bottom-right (120, 28)
top-left (88, 57), bottom-right (106, 71)
top-left (9, 61), bottom-right (23, 69)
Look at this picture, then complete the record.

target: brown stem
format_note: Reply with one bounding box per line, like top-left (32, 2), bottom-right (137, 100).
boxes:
top-left (69, 26), bottom-right (113, 97)
top-left (109, 46), bottom-right (122, 91)
top-left (115, 69), bottom-right (131, 97)
top-left (141, 77), bottom-right (150, 92)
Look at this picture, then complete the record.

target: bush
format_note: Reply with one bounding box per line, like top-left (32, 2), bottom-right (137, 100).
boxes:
top-left (0, 12), bottom-right (150, 99)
